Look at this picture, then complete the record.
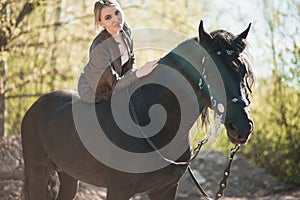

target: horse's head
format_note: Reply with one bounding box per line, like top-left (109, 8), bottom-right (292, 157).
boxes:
top-left (198, 20), bottom-right (254, 144)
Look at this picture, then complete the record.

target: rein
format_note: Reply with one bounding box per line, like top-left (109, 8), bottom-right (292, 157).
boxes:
top-left (128, 93), bottom-right (241, 199)
top-left (128, 99), bottom-right (202, 165)
top-left (188, 144), bottom-right (240, 200)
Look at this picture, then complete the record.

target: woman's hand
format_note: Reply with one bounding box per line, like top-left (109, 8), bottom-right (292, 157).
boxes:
top-left (136, 59), bottom-right (160, 78)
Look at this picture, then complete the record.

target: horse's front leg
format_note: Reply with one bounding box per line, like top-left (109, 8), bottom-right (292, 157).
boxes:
top-left (147, 183), bottom-right (178, 200)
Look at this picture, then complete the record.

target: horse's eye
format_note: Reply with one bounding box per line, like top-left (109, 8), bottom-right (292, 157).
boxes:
top-left (226, 50), bottom-right (234, 55)
top-left (216, 51), bottom-right (221, 55)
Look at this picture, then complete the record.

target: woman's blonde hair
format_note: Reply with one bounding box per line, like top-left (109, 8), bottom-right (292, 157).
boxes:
top-left (94, 0), bottom-right (123, 31)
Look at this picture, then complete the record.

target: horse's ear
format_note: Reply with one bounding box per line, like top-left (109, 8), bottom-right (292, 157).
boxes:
top-left (236, 23), bottom-right (252, 40)
top-left (198, 20), bottom-right (212, 46)
top-left (234, 23), bottom-right (251, 52)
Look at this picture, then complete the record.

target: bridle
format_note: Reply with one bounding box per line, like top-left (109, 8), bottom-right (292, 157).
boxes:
top-left (189, 54), bottom-right (251, 199)
top-left (127, 51), bottom-right (251, 200)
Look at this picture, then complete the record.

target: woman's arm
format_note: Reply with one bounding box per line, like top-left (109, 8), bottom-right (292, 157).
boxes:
top-left (111, 59), bottom-right (159, 92)
top-left (84, 39), bottom-right (158, 98)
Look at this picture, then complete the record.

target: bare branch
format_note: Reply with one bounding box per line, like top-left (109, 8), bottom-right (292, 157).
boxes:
top-left (15, 2), bottom-right (35, 28)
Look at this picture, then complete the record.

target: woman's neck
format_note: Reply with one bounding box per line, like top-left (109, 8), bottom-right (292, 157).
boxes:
top-left (112, 33), bottom-right (128, 56)
top-left (112, 32), bottom-right (122, 41)
top-left (105, 28), bottom-right (119, 36)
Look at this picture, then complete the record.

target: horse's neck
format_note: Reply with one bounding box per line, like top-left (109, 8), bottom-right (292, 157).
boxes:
top-left (156, 41), bottom-right (209, 134)
top-left (127, 39), bottom-right (209, 153)
top-left (159, 38), bottom-right (209, 114)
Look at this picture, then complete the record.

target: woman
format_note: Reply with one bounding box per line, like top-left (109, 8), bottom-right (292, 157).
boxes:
top-left (78, 0), bottom-right (159, 103)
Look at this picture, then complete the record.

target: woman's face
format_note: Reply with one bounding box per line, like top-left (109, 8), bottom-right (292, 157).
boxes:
top-left (98, 6), bottom-right (124, 35)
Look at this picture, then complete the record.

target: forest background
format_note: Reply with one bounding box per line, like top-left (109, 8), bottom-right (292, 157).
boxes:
top-left (0, 0), bottom-right (299, 185)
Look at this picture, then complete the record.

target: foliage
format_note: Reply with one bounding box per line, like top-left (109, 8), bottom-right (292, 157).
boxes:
top-left (1, 0), bottom-right (94, 135)
top-left (242, 0), bottom-right (300, 184)
top-left (0, 0), bottom-right (40, 136)
top-left (244, 80), bottom-right (300, 184)
top-left (121, 0), bottom-right (211, 68)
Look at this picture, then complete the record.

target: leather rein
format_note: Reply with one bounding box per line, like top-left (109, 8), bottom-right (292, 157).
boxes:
top-left (128, 90), bottom-right (243, 200)
top-left (127, 54), bottom-right (249, 199)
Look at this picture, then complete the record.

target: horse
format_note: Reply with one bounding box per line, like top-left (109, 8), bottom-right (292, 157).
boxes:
top-left (21, 20), bottom-right (254, 200)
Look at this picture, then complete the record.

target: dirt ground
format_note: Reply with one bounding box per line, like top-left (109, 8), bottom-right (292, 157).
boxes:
top-left (0, 135), bottom-right (299, 200)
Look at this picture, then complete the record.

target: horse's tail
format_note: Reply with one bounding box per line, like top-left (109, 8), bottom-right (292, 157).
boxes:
top-left (21, 100), bottom-right (42, 199)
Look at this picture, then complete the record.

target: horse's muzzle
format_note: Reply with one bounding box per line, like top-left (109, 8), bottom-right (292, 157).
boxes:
top-left (225, 119), bottom-right (254, 144)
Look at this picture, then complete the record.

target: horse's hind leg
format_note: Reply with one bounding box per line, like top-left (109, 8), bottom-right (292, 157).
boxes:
top-left (22, 136), bottom-right (53, 200)
top-left (23, 161), bottom-right (53, 200)
top-left (56, 172), bottom-right (78, 200)
top-left (22, 112), bottom-right (54, 200)
top-left (148, 184), bottom-right (178, 200)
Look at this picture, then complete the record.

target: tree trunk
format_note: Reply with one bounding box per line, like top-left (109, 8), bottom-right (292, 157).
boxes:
top-left (0, 53), bottom-right (7, 137)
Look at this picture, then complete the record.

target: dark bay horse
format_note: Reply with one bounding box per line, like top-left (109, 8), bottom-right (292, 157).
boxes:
top-left (21, 21), bottom-right (254, 200)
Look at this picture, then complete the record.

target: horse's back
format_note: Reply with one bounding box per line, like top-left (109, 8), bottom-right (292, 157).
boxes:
top-left (21, 90), bottom-right (76, 139)
top-left (23, 89), bottom-right (77, 119)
